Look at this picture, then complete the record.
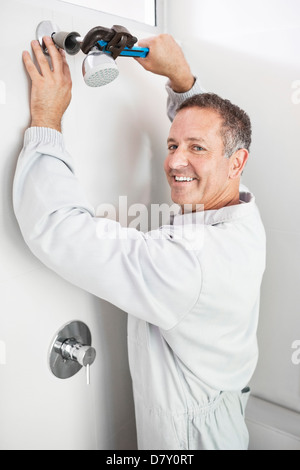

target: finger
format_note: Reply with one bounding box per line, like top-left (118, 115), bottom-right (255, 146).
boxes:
top-left (59, 49), bottom-right (72, 82)
top-left (135, 39), bottom-right (152, 66)
top-left (31, 40), bottom-right (52, 76)
top-left (43, 36), bottom-right (64, 73)
top-left (134, 56), bottom-right (151, 71)
top-left (22, 50), bottom-right (41, 81)
top-left (134, 49), bottom-right (154, 72)
top-left (134, 56), bottom-right (145, 65)
top-left (137, 38), bottom-right (150, 48)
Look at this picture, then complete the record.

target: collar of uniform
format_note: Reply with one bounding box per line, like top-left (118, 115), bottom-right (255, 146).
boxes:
top-left (171, 188), bottom-right (256, 227)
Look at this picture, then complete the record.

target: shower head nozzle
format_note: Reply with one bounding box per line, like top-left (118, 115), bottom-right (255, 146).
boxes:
top-left (82, 50), bottom-right (119, 87)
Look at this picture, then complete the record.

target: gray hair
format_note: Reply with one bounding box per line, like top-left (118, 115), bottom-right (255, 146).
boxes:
top-left (177, 93), bottom-right (252, 158)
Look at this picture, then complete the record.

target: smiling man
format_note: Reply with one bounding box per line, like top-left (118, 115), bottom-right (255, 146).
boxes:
top-left (14, 34), bottom-right (266, 450)
top-left (164, 91), bottom-right (252, 215)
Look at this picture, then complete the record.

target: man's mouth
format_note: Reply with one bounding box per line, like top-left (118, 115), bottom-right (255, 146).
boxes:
top-left (173, 176), bottom-right (197, 182)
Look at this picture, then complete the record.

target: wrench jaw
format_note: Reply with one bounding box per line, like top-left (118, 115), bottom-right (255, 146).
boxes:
top-left (81, 25), bottom-right (138, 59)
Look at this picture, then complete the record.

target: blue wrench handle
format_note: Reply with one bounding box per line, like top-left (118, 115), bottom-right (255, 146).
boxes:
top-left (97, 40), bottom-right (149, 58)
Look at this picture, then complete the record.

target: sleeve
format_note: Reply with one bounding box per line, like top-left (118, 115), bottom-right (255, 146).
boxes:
top-left (166, 77), bottom-right (206, 122)
top-left (13, 127), bottom-right (202, 330)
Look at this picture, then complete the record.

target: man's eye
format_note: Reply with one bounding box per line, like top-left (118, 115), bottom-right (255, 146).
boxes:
top-left (168, 145), bottom-right (178, 151)
top-left (193, 146), bottom-right (204, 151)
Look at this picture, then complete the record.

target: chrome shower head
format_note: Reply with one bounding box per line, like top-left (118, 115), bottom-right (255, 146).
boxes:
top-left (82, 49), bottom-right (119, 87)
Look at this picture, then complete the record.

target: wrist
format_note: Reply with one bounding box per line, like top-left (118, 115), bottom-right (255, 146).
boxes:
top-left (169, 73), bottom-right (195, 93)
top-left (30, 117), bottom-right (62, 133)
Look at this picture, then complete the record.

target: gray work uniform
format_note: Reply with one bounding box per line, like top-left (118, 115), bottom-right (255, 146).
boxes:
top-left (13, 80), bottom-right (266, 449)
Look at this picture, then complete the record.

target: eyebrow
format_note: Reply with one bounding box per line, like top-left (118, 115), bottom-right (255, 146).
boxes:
top-left (167, 136), bottom-right (208, 146)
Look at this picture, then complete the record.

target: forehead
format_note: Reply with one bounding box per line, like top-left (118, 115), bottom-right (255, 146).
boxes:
top-left (169, 107), bottom-right (223, 144)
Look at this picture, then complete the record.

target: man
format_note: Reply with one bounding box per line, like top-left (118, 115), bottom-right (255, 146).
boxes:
top-left (14, 34), bottom-right (266, 450)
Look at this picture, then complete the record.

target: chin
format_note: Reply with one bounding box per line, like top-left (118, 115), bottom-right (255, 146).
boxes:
top-left (171, 192), bottom-right (193, 206)
top-left (171, 194), bottom-right (203, 212)
top-left (170, 195), bottom-right (183, 206)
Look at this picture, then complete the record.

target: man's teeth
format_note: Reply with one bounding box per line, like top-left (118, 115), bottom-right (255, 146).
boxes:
top-left (174, 176), bottom-right (195, 182)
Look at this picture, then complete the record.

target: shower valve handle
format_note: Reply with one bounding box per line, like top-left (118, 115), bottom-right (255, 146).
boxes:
top-left (49, 321), bottom-right (96, 384)
top-left (55, 338), bottom-right (96, 367)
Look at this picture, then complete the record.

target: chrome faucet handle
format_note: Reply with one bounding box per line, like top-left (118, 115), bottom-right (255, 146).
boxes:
top-left (49, 321), bottom-right (96, 384)
top-left (58, 338), bottom-right (96, 367)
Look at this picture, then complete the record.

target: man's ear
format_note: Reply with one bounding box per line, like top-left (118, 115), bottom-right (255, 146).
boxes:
top-left (229, 149), bottom-right (249, 179)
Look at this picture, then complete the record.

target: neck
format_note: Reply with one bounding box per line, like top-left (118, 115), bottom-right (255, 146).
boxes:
top-left (206, 180), bottom-right (241, 210)
top-left (182, 184), bottom-right (241, 213)
top-left (209, 192), bottom-right (240, 210)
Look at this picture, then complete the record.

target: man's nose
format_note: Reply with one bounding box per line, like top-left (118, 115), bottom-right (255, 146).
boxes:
top-left (168, 147), bottom-right (189, 169)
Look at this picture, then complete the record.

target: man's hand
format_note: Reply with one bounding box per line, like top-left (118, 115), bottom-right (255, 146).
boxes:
top-left (22, 37), bottom-right (72, 132)
top-left (135, 34), bottom-right (195, 93)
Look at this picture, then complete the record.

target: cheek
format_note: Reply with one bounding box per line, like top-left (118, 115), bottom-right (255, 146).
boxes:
top-left (218, 159), bottom-right (231, 179)
top-left (191, 159), bottom-right (209, 178)
top-left (198, 159), bottom-right (229, 181)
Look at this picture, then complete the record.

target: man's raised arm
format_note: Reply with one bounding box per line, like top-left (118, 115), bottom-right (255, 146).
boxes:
top-left (135, 34), bottom-right (205, 121)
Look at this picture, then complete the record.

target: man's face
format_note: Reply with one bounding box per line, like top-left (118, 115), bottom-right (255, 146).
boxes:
top-left (164, 107), bottom-right (235, 211)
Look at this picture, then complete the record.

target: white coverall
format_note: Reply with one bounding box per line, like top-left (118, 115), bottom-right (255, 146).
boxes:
top-left (13, 80), bottom-right (266, 450)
